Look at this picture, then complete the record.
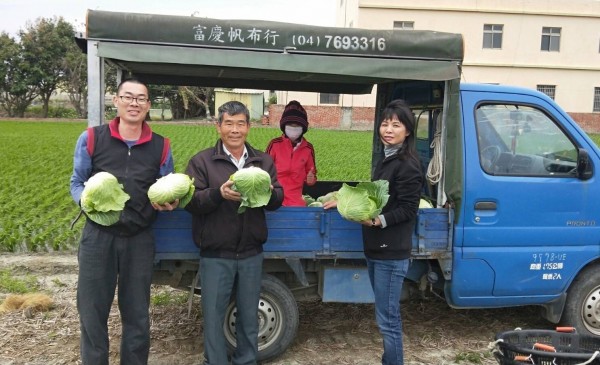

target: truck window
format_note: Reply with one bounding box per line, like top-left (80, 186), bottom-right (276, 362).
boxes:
top-left (414, 108), bottom-right (431, 164)
top-left (414, 109), bottom-right (431, 140)
top-left (413, 108), bottom-right (438, 179)
top-left (475, 104), bottom-right (578, 176)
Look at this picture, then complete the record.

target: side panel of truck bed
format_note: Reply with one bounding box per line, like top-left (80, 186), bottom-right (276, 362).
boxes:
top-left (153, 207), bottom-right (452, 261)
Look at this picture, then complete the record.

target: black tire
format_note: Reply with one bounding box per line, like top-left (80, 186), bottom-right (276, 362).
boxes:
top-left (561, 265), bottom-right (600, 336)
top-left (224, 274), bottom-right (299, 362)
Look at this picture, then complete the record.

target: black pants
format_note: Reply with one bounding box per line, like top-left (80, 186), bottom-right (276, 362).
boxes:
top-left (77, 222), bottom-right (155, 365)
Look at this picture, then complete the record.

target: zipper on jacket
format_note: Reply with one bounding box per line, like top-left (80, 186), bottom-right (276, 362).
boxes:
top-left (124, 147), bottom-right (131, 188)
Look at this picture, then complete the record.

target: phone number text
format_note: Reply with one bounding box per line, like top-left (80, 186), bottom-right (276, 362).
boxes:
top-left (291, 34), bottom-right (387, 52)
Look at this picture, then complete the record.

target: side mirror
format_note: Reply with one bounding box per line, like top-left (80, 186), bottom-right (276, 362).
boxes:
top-left (577, 148), bottom-right (593, 180)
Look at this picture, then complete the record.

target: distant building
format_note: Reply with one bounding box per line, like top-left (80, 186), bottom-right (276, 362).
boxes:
top-left (277, 0), bottom-right (600, 131)
top-left (214, 89), bottom-right (265, 121)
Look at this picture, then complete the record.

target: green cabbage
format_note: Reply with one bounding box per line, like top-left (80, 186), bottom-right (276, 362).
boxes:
top-left (308, 201), bottom-right (323, 207)
top-left (317, 191), bottom-right (338, 204)
top-left (303, 194), bottom-right (315, 205)
top-left (230, 166), bottom-right (272, 213)
top-left (419, 198), bottom-right (433, 208)
top-left (336, 180), bottom-right (389, 222)
top-left (148, 173), bottom-right (194, 208)
top-left (80, 172), bottom-right (130, 226)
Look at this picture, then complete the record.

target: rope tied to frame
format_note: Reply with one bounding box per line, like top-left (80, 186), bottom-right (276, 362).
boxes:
top-left (426, 111), bottom-right (443, 185)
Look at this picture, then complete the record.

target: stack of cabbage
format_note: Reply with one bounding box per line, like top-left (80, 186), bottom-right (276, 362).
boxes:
top-left (303, 191), bottom-right (338, 207)
top-left (230, 166), bottom-right (272, 213)
top-left (303, 195), bottom-right (316, 206)
top-left (80, 172), bottom-right (130, 226)
top-left (147, 173), bottom-right (194, 208)
top-left (336, 180), bottom-right (390, 222)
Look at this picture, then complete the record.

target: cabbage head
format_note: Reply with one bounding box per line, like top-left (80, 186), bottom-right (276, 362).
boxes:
top-left (336, 180), bottom-right (389, 222)
top-left (231, 166), bottom-right (272, 213)
top-left (303, 194), bottom-right (315, 205)
top-left (80, 172), bottom-right (130, 226)
top-left (419, 198), bottom-right (433, 208)
top-left (148, 173), bottom-right (194, 208)
top-left (317, 191), bottom-right (338, 204)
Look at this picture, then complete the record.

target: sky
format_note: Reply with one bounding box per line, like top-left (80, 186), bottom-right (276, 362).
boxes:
top-left (2, 0), bottom-right (337, 37)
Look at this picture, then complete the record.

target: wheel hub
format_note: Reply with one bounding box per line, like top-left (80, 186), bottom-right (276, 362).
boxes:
top-left (224, 294), bottom-right (283, 350)
top-left (581, 288), bottom-right (600, 334)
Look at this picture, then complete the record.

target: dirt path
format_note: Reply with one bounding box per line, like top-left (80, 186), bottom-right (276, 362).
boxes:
top-left (0, 253), bottom-right (550, 365)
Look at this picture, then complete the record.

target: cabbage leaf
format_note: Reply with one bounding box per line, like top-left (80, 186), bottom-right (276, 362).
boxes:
top-left (80, 172), bottom-right (130, 226)
top-left (231, 166), bottom-right (272, 213)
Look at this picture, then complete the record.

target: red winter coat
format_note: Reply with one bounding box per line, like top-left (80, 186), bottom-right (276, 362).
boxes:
top-left (266, 135), bottom-right (317, 206)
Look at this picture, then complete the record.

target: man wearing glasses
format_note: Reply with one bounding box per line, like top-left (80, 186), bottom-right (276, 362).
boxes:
top-left (70, 79), bottom-right (176, 365)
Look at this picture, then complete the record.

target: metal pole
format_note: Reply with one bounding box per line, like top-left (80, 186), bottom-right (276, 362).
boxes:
top-left (87, 40), bottom-right (105, 127)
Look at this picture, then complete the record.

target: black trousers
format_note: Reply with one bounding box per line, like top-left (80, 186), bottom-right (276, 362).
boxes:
top-left (77, 222), bottom-right (155, 365)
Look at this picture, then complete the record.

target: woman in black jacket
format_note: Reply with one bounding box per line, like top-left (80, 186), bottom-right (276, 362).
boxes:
top-left (326, 99), bottom-right (423, 365)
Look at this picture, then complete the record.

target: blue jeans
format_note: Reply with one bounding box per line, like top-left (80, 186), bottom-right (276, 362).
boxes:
top-left (366, 257), bottom-right (410, 365)
top-left (200, 254), bottom-right (263, 365)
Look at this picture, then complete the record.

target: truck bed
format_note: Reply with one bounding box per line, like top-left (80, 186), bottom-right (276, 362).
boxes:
top-left (153, 207), bottom-right (453, 262)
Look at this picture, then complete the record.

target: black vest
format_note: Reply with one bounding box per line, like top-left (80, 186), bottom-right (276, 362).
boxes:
top-left (89, 124), bottom-right (164, 236)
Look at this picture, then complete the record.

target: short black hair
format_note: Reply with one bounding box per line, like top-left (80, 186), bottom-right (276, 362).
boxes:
top-left (117, 78), bottom-right (148, 95)
top-left (217, 101), bottom-right (250, 124)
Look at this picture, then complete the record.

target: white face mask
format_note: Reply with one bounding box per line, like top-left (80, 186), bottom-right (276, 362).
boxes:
top-left (284, 125), bottom-right (303, 141)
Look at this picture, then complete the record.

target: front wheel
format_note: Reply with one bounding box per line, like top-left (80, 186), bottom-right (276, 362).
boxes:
top-left (224, 274), bottom-right (299, 362)
top-left (561, 265), bottom-right (600, 336)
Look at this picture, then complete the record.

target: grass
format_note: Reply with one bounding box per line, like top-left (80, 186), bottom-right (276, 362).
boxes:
top-left (149, 122), bottom-right (373, 177)
top-left (0, 121), bottom-right (372, 252)
top-left (0, 122), bottom-right (85, 252)
top-left (0, 269), bottom-right (39, 293)
top-left (150, 290), bottom-right (190, 306)
top-left (0, 120), bottom-right (598, 252)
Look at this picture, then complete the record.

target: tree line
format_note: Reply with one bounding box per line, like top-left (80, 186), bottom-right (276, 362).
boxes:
top-left (0, 16), bottom-right (213, 120)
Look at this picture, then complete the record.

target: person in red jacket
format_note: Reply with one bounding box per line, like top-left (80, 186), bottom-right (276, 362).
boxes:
top-left (266, 100), bottom-right (317, 206)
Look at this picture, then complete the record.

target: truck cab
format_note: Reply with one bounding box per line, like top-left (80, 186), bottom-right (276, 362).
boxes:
top-left (452, 83), bottom-right (599, 326)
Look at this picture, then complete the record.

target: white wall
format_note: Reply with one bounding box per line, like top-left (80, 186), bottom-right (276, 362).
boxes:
top-left (349, 0), bottom-right (600, 113)
top-left (275, 90), bottom-right (375, 108)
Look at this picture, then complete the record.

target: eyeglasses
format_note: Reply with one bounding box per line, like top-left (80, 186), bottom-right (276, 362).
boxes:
top-left (118, 95), bottom-right (149, 105)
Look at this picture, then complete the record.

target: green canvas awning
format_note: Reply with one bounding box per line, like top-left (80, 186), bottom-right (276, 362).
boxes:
top-left (82, 10), bottom-right (464, 93)
top-left (96, 42), bottom-right (462, 93)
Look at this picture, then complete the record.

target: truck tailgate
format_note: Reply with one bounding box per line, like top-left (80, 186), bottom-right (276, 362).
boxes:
top-left (153, 207), bottom-right (452, 261)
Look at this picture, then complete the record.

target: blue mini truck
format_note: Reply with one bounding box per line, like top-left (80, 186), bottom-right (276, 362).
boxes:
top-left (80, 10), bottom-right (600, 362)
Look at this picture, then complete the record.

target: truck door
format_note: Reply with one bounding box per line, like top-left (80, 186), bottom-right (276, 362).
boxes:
top-left (450, 89), bottom-right (600, 308)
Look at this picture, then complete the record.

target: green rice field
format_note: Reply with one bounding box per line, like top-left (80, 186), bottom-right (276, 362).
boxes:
top-left (0, 121), bottom-right (372, 252)
top-left (1, 120), bottom-right (598, 252)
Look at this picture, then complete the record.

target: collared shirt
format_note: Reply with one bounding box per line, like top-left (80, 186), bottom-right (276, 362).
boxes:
top-left (222, 144), bottom-right (248, 170)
